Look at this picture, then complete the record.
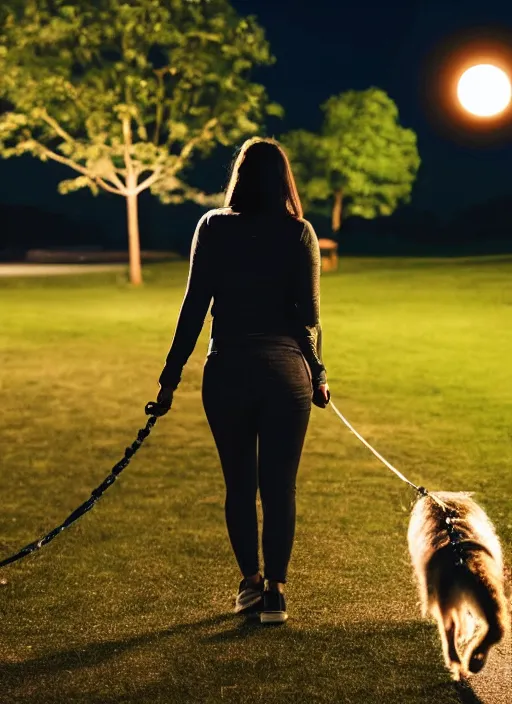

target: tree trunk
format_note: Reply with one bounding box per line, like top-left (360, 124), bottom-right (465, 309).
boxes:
top-left (331, 189), bottom-right (343, 233)
top-left (126, 190), bottom-right (142, 286)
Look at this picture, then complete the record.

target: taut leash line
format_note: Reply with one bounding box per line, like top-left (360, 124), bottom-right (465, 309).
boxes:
top-left (0, 402), bottom-right (162, 569)
top-left (328, 400), bottom-right (466, 565)
top-left (328, 400), bottom-right (426, 495)
top-left (328, 399), bottom-right (452, 511)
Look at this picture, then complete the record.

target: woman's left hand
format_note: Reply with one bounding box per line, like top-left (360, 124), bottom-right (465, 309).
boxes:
top-left (312, 382), bottom-right (330, 409)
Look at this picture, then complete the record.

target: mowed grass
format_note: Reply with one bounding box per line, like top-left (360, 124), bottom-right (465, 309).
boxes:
top-left (0, 256), bottom-right (511, 704)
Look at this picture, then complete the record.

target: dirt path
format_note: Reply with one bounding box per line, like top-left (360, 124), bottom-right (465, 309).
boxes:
top-left (0, 263), bottom-right (126, 277)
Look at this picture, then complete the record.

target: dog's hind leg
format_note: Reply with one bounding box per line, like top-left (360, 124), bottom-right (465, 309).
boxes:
top-left (465, 607), bottom-right (506, 674)
top-left (461, 578), bottom-right (509, 675)
top-left (435, 605), bottom-right (462, 680)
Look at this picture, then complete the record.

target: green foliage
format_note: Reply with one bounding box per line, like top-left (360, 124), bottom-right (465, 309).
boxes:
top-left (281, 129), bottom-right (331, 207)
top-left (0, 0), bottom-right (280, 203)
top-left (282, 88), bottom-right (421, 222)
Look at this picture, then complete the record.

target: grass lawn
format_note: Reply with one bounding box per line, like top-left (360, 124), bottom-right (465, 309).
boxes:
top-left (0, 256), bottom-right (511, 704)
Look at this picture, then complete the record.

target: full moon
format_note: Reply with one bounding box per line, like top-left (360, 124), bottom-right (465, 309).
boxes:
top-left (457, 64), bottom-right (512, 117)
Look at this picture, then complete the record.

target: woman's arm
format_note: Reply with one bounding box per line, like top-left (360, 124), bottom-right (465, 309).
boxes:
top-left (294, 220), bottom-right (327, 388)
top-left (158, 212), bottom-right (213, 390)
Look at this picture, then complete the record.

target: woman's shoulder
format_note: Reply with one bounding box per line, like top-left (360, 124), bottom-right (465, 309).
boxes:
top-left (193, 208), bottom-right (235, 237)
top-left (200, 208), bottom-right (313, 239)
top-left (295, 215), bottom-right (314, 228)
top-left (294, 217), bottom-right (317, 240)
top-left (204, 206), bottom-right (236, 223)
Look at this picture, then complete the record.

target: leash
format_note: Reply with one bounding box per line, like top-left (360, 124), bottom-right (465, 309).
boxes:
top-left (328, 400), bottom-right (466, 566)
top-left (0, 401), bottom-right (164, 569)
top-left (0, 395), bottom-right (465, 571)
top-left (329, 400), bottom-right (428, 497)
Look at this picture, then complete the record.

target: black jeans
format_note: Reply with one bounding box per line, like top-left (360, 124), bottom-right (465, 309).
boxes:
top-left (201, 338), bottom-right (312, 583)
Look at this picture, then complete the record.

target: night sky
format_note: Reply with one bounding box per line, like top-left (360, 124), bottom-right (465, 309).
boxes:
top-left (1, 0), bottom-right (512, 246)
top-left (236, 0), bottom-right (512, 221)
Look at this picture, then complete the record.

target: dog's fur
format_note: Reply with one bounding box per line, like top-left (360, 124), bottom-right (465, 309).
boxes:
top-left (407, 491), bottom-right (510, 680)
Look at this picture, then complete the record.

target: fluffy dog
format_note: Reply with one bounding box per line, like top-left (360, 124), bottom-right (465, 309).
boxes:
top-left (407, 491), bottom-right (510, 680)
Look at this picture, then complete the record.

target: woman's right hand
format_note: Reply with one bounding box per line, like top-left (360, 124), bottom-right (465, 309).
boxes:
top-left (312, 382), bottom-right (330, 409)
top-left (148, 386), bottom-right (173, 416)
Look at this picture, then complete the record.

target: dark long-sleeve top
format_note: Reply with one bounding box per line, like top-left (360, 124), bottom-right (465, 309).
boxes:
top-left (158, 206), bottom-right (327, 390)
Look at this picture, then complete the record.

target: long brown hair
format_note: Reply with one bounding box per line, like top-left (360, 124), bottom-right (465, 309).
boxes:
top-left (224, 137), bottom-right (303, 218)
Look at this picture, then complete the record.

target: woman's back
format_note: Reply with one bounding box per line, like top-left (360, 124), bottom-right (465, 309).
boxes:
top-left (203, 206), bottom-right (311, 339)
top-left (158, 205), bottom-right (326, 391)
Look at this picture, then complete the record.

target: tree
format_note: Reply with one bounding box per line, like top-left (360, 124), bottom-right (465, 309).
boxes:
top-left (281, 88), bottom-right (420, 234)
top-left (0, 0), bottom-right (282, 284)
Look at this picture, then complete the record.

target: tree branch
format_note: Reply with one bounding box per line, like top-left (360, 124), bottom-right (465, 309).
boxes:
top-left (107, 168), bottom-right (127, 192)
top-left (40, 110), bottom-right (76, 145)
top-left (174, 117), bottom-right (218, 172)
top-left (134, 168), bottom-right (163, 195)
top-left (37, 144), bottom-right (124, 195)
top-left (133, 105), bottom-right (148, 142)
top-left (153, 68), bottom-right (165, 146)
top-left (122, 114), bottom-right (136, 191)
top-left (39, 110), bottom-right (126, 193)
top-left (95, 175), bottom-right (124, 195)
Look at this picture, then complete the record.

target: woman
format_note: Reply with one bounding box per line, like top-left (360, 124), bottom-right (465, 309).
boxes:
top-left (155, 137), bottom-right (330, 624)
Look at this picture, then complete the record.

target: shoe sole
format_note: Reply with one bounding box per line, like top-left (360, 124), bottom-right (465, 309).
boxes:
top-left (260, 611), bottom-right (288, 624)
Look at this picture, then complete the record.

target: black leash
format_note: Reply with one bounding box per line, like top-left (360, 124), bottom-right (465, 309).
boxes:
top-left (0, 400), bottom-right (166, 570)
top-left (0, 395), bottom-right (466, 571)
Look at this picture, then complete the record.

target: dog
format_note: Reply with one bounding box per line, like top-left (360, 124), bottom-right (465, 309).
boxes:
top-left (407, 491), bottom-right (510, 680)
